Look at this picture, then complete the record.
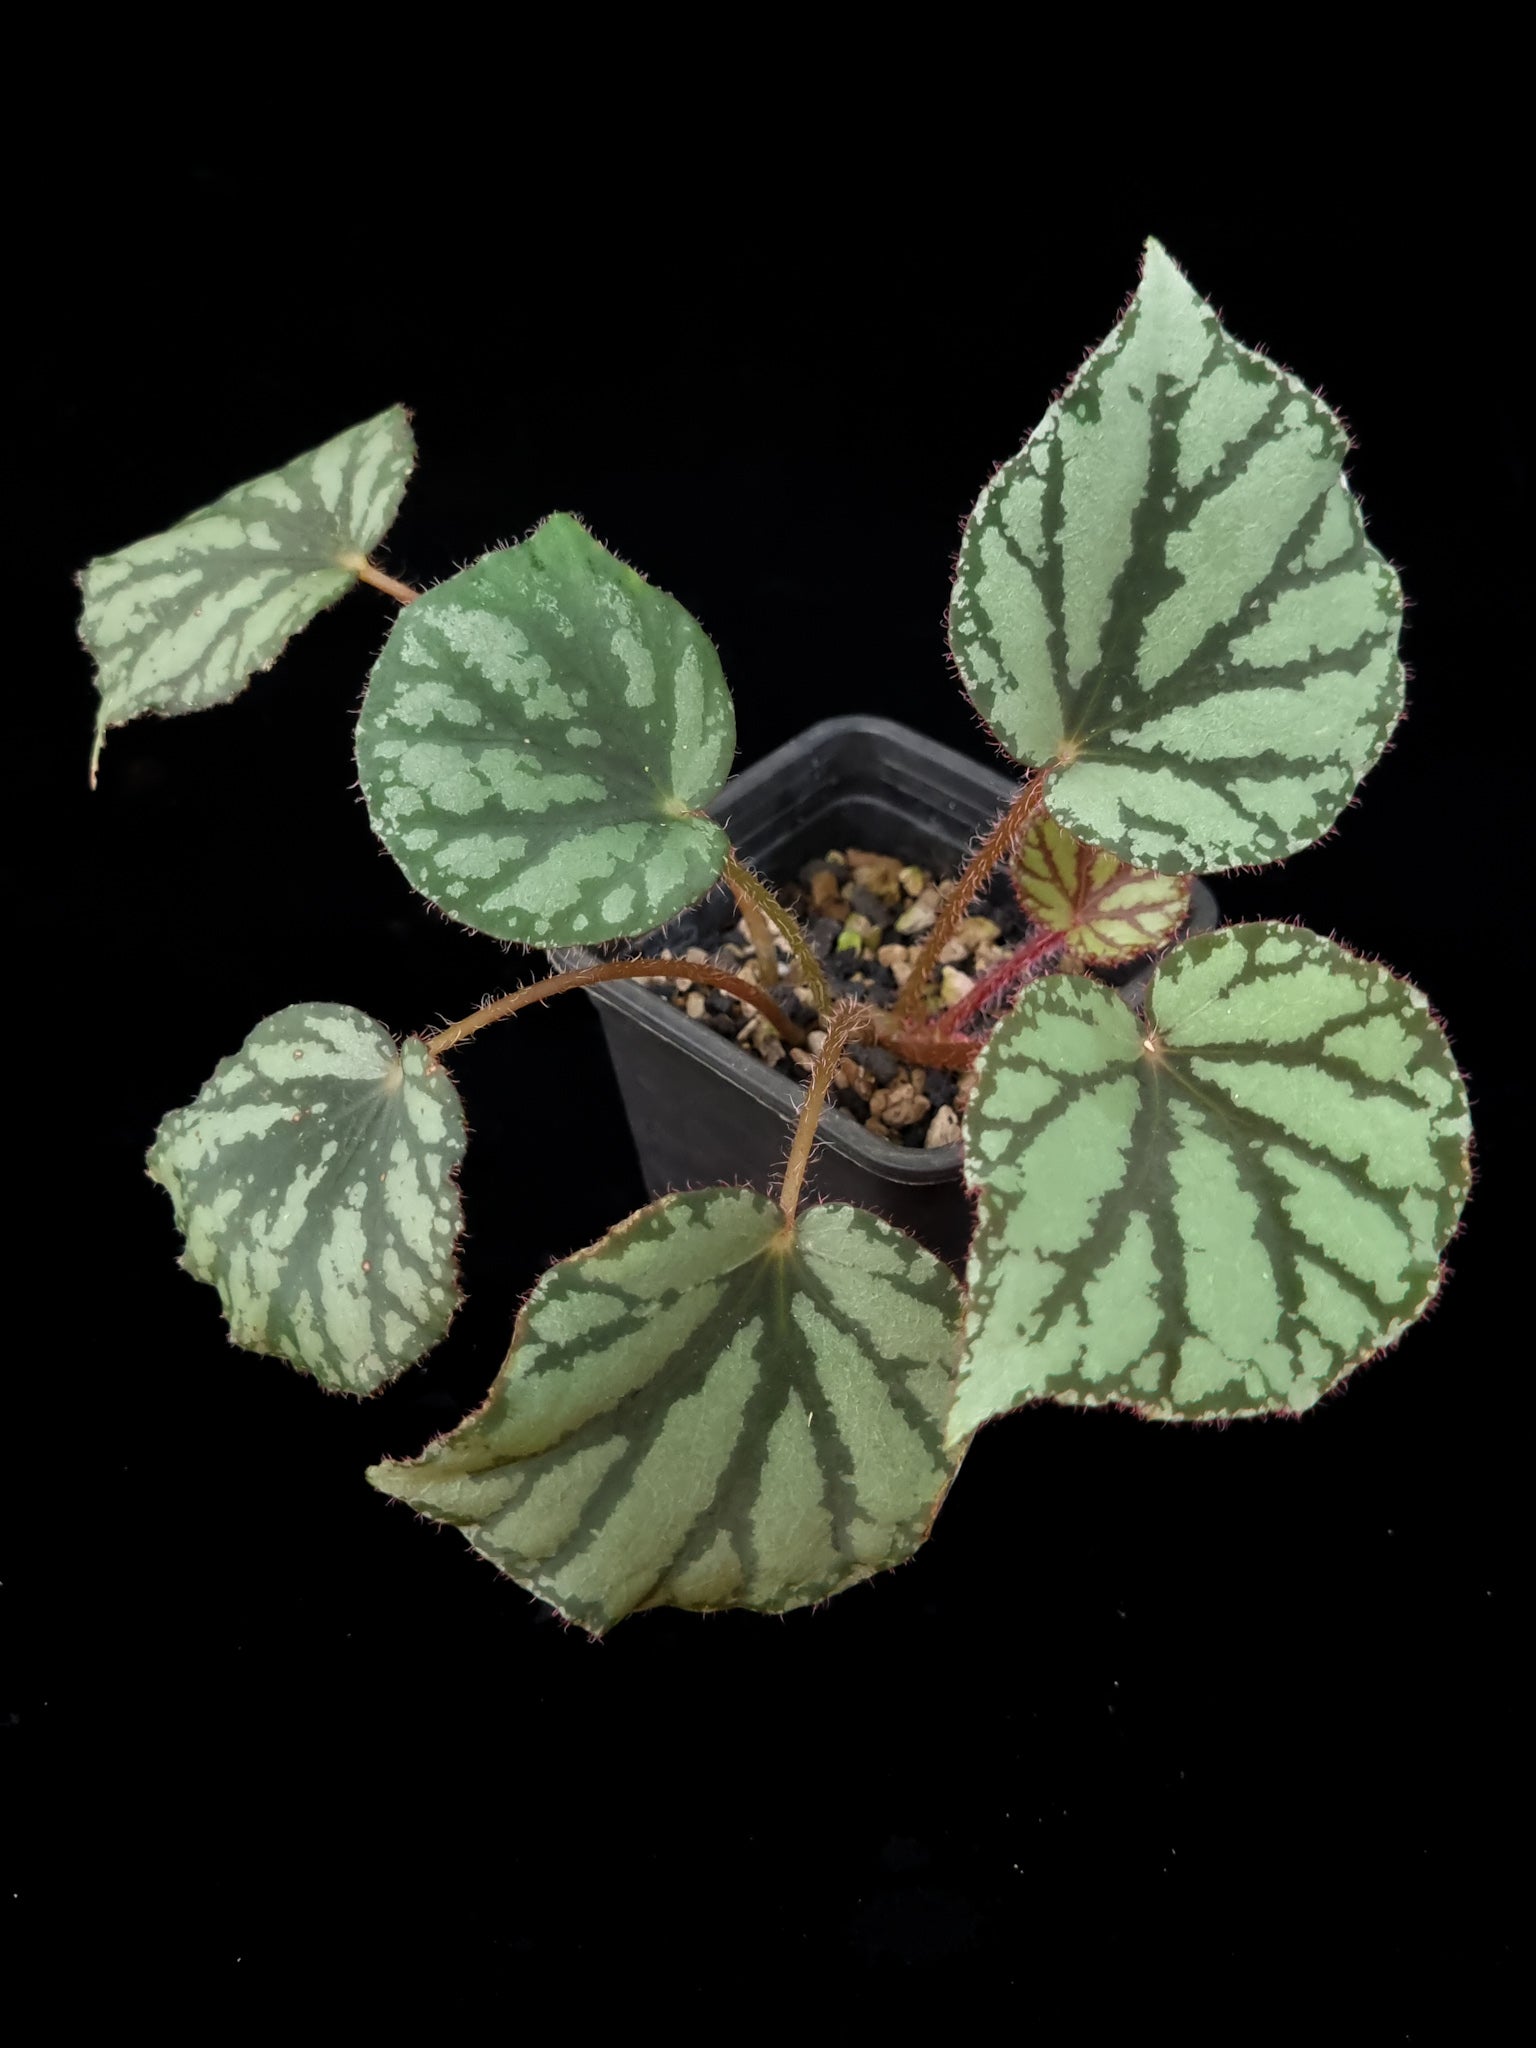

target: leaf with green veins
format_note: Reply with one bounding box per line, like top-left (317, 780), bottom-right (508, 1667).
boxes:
top-left (79, 406), bottom-right (414, 783)
top-left (368, 1189), bottom-right (961, 1634)
top-left (955, 924), bottom-right (1470, 1440)
top-left (950, 240), bottom-right (1403, 874)
top-left (147, 1003), bottom-right (466, 1396)
top-left (1014, 811), bottom-right (1191, 966)
top-left (355, 514), bottom-right (736, 947)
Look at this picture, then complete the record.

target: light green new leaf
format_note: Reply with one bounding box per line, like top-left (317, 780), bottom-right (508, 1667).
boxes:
top-left (148, 1003), bottom-right (466, 1395)
top-left (951, 241), bottom-right (1403, 873)
top-left (956, 924), bottom-right (1470, 1439)
top-left (355, 515), bottom-right (736, 946)
top-left (80, 406), bottom-right (414, 782)
top-left (369, 1189), bottom-right (960, 1633)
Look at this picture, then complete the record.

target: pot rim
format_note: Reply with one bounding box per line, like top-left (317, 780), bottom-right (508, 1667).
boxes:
top-left (551, 715), bottom-right (1216, 1188)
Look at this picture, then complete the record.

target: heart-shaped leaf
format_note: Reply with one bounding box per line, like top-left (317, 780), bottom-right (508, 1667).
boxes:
top-left (356, 515), bottom-right (736, 947)
top-left (369, 1189), bottom-right (960, 1633)
top-left (956, 925), bottom-right (1470, 1439)
top-left (148, 1004), bottom-right (466, 1394)
top-left (1015, 811), bottom-right (1191, 966)
top-left (80, 406), bottom-right (414, 782)
top-left (950, 241), bottom-right (1403, 873)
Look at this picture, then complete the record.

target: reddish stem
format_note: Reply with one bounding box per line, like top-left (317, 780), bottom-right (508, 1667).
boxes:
top-left (889, 774), bottom-right (1050, 1023)
top-left (426, 957), bottom-right (806, 1057)
top-left (721, 852), bottom-right (831, 1014)
top-left (934, 927), bottom-right (1066, 1038)
top-left (339, 551), bottom-right (420, 604)
top-left (775, 1001), bottom-right (878, 1226)
top-left (875, 1020), bottom-right (982, 1071)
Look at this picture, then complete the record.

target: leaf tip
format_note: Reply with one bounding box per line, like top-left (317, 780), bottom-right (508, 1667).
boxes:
top-left (1139, 235), bottom-right (1193, 298)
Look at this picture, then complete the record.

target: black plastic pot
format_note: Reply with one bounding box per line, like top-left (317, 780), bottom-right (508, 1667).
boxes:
top-left (554, 716), bottom-right (1217, 1271)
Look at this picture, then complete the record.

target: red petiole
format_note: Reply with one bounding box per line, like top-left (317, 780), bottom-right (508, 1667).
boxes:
top-left (932, 926), bottom-right (1066, 1038)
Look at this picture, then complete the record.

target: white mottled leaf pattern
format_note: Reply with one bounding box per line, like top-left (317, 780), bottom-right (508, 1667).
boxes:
top-left (951, 241), bottom-right (1403, 873)
top-left (148, 1004), bottom-right (465, 1395)
top-left (369, 1189), bottom-right (960, 1633)
top-left (356, 514), bottom-right (736, 947)
top-left (80, 406), bottom-right (414, 781)
top-left (956, 925), bottom-right (1471, 1440)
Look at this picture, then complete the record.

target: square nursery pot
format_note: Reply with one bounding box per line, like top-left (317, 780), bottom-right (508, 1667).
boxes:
top-left (552, 715), bottom-right (1217, 1271)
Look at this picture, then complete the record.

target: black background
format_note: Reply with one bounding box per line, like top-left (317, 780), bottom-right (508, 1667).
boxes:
top-left (12, 146), bottom-right (1520, 2024)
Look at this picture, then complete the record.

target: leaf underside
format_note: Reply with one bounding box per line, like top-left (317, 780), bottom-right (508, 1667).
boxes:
top-left (356, 514), bottom-right (736, 947)
top-left (148, 1004), bottom-right (466, 1395)
top-left (80, 405), bottom-right (414, 780)
top-left (1015, 811), bottom-right (1191, 966)
top-left (956, 924), bottom-right (1470, 1440)
top-left (950, 239), bottom-right (1403, 873)
top-left (369, 1189), bottom-right (961, 1634)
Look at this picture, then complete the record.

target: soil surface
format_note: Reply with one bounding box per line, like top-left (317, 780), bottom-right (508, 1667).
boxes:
top-left (627, 848), bottom-right (1032, 1149)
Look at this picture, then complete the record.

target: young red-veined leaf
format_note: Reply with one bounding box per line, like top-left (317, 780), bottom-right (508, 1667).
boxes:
top-left (1014, 811), bottom-right (1191, 966)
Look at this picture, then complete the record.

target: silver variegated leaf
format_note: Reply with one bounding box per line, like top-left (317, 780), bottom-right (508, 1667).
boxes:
top-left (355, 514), bottom-right (736, 947)
top-left (951, 240), bottom-right (1403, 873)
top-left (80, 406), bottom-right (414, 782)
top-left (369, 1189), bottom-right (960, 1633)
top-left (955, 925), bottom-right (1471, 1440)
top-left (148, 1003), bottom-right (466, 1395)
